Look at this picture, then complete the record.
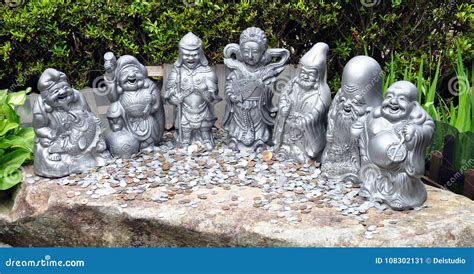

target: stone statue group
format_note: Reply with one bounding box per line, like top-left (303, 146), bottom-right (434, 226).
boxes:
top-left (32, 27), bottom-right (435, 211)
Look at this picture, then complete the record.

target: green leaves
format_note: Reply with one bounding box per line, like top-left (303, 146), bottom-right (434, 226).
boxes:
top-left (0, 88), bottom-right (34, 191)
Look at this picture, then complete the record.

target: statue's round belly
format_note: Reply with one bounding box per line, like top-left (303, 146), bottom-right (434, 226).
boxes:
top-left (367, 131), bottom-right (405, 169)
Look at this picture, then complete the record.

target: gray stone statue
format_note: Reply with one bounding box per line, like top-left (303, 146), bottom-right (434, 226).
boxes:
top-left (353, 81), bottom-right (435, 210)
top-left (33, 69), bottom-right (109, 177)
top-left (164, 32), bottom-right (221, 150)
top-left (273, 42), bottom-right (331, 163)
top-left (222, 27), bottom-right (290, 152)
top-left (321, 56), bottom-right (383, 182)
top-left (102, 52), bottom-right (165, 158)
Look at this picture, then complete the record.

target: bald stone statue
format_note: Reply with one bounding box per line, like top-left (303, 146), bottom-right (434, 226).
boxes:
top-left (273, 42), bottom-right (331, 163)
top-left (353, 81), bottom-right (435, 210)
top-left (33, 69), bottom-right (109, 177)
top-left (321, 56), bottom-right (383, 182)
top-left (164, 32), bottom-right (221, 150)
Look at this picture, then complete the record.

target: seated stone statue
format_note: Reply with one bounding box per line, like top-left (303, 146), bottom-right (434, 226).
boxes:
top-left (273, 42), bottom-right (331, 163)
top-left (353, 81), bottom-right (435, 210)
top-left (321, 56), bottom-right (383, 182)
top-left (33, 68), bottom-right (109, 177)
top-left (222, 27), bottom-right (289, 152)
top-left (102, 53), bottom-right (165, 158)
top-left (164, 32), bottom-right (221, 150)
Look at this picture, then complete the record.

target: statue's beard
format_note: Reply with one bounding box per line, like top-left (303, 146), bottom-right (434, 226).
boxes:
top-left (296, 78), bottom-right (316, 91)
top-left (334, 108), bottom-right (355, 144)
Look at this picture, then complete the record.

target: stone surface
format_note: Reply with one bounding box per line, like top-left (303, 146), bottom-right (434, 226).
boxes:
top-left (0, 165), bottom-right (473, 247)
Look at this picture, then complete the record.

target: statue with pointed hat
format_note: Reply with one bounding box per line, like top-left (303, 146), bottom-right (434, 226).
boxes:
top-left (273, 42), bottom-right (331, 163)
top-left (33, 68), bottom-right (109, 177)
top-left (164, 32), bottom-right (221, 150)
top-left (222, 27), bottom-right (290, 152)
top-left (102, 52), bottom-right (165, 158)
top-left (321, 56), bottom-right (383, 182)
top-left (353, 81), bottom-right (435, 210)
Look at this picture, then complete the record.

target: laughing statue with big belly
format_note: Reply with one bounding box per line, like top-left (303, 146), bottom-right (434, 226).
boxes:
top-left (321, 56), bottom-right (383, 182)
top-left (33, 68), bottom-right (109, 177)
top-left (222, 27), bottom-right (289, 152)
top-left (353, 81), bottom-right (435, 210)
top-left (102, 53), bottom-right (165, 158)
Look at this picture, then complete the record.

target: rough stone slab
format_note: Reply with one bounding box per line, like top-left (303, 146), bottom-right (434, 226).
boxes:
top-left (0, 168), bottom-right (473, 247)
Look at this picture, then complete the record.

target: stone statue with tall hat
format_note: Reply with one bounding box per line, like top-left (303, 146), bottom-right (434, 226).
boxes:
top-left (102, 52), bottom-right (165, 158)
top-left (222, 27), bottom-right (290, 152)
top-left (321, 56), bottom-right (383, 182)
top-left (33, 68), bottom-right (109, 177)
top-left (273, 42), bottom-right (331, 163)
top-left (164, 32), bottom-right (221, 150)
top-left (353, 81), bottom-right (435, 210)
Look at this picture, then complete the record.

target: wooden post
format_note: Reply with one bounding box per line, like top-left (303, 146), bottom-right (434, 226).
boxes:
top-left (442, 135), bottom-right (455, 168)
top-left (463, 169), bottom-right (474, 200)
top-left (428, 150), bottom-right (443, 184)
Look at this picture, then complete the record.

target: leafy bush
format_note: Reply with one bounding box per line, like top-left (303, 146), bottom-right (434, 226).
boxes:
top-left (0, 88), bottom-right (34, 190)
top-left (0, 0), bottom-right (471, 94)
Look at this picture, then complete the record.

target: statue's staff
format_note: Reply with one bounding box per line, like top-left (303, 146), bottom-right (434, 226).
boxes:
top-left (176, 65), bottom-right (183, 144)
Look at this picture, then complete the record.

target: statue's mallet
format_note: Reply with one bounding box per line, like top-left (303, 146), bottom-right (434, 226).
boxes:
top-left (104, 52), bottom-right (117, 80)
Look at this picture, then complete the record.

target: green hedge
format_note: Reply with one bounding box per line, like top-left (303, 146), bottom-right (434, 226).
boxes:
top-left (0, 0), bottom-right (471, 92)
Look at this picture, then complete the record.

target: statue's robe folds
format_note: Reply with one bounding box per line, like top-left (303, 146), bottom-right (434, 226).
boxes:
top-left (33, 90), bottom-right (107, 177)
top-left (164, 65), bottom-right (219, 131)
top-left (320, 91), bottom-right (363, 180)
top-left (273, 79), bottom-right (330, 163)
top-left (358, 106), bottom-right (435, 210)
top-left (222, 61), bottom-right (276, 150)
top-left (106, 78), bottom-right (165, 146)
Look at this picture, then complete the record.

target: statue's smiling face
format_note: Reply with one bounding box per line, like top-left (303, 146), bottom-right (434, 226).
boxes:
top-left (297, 67), bottom-right (318, 91)
top-left (119, 65), bottom-right (145, 91)
top-left (44, 81), bottom-right (73, 109)
top-left (182, 48), bottom-right (200, 69)
top-left (382, 87), bottom-right (415, 122)
top-left (241, 41), bottom-right (263, 66)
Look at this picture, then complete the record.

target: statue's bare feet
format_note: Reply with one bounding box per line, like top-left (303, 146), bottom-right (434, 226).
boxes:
top-left (48, 153), bottom-right (61, 161)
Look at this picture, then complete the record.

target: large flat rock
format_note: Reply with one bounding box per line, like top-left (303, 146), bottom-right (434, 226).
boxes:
top-left (0, 166), bottom-right (473, 247)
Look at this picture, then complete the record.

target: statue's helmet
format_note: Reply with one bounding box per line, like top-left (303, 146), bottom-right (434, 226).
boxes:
top-left (340, 56), bottom-right (383, 108)
top-left (176, 32), bottom-right (208, 67)
top-left (179, 32), bottom-right (202, 50)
